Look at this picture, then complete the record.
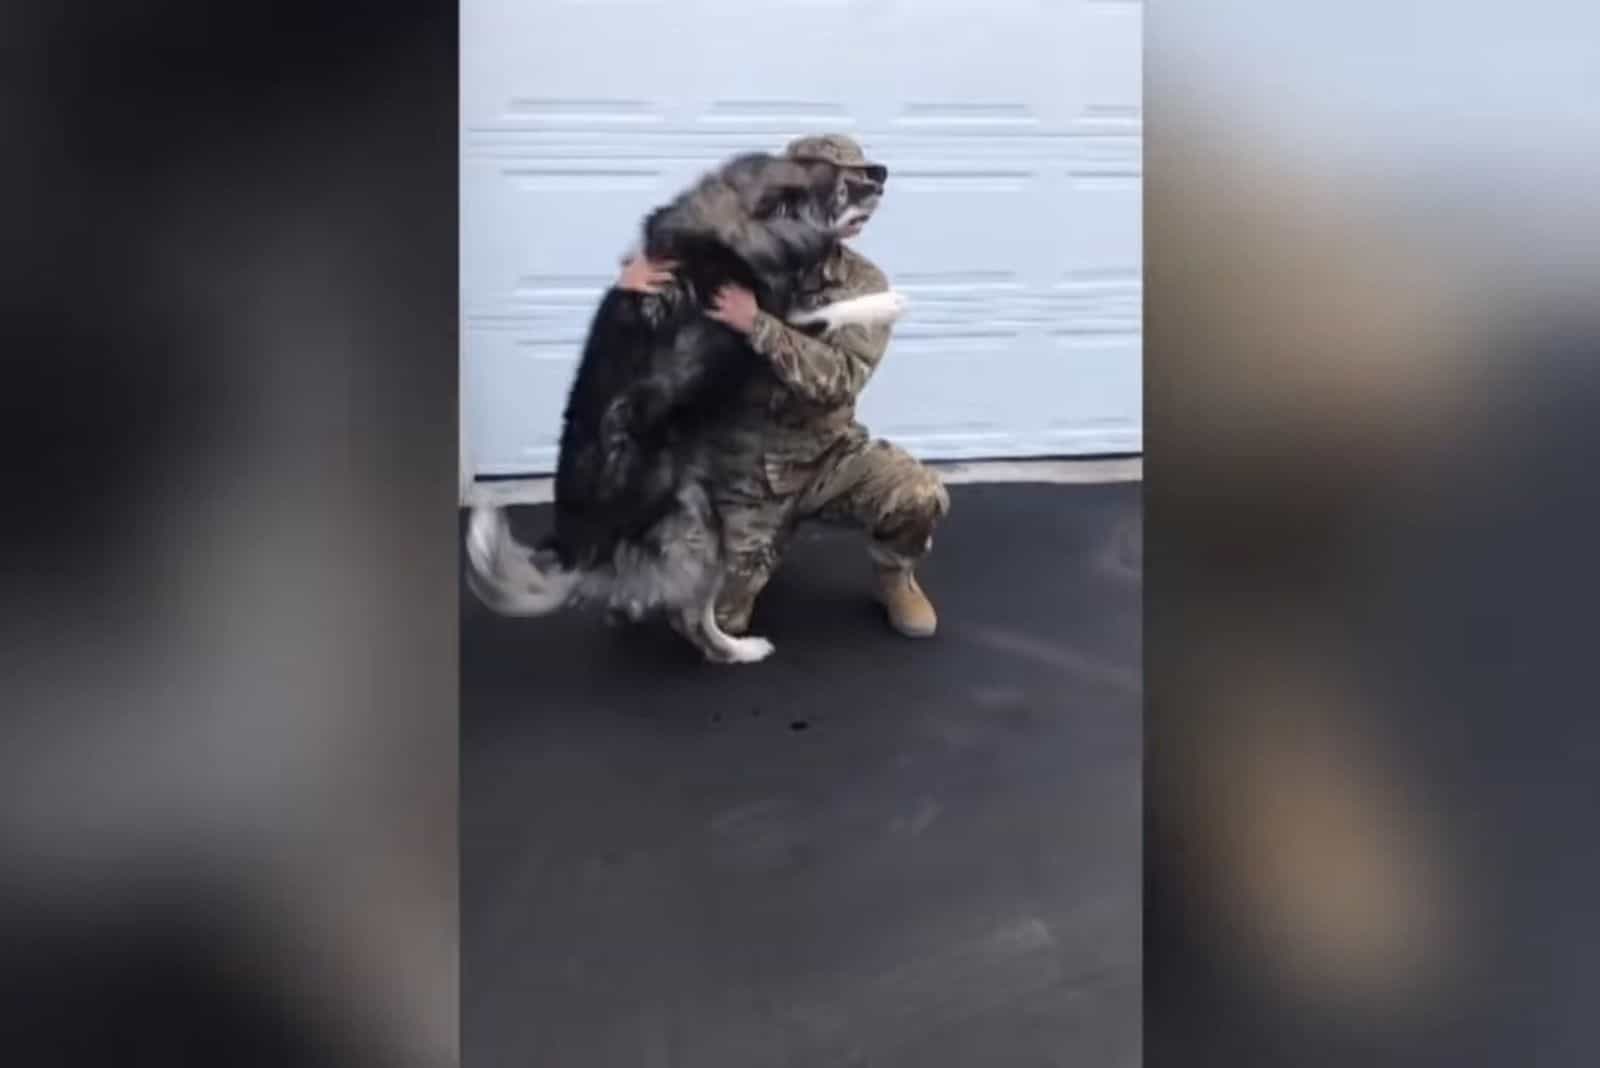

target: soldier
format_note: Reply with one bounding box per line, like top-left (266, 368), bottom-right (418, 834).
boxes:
top-left (618, 133), bottom-right (950, 639)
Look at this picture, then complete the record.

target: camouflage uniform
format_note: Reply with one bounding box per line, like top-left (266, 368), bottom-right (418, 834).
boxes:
top-left (709, 134), bottom-right (950, 635)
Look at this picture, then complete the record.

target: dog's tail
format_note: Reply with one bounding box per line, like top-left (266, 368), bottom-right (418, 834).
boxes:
top-left (464, 506), bottom-right (579, 616)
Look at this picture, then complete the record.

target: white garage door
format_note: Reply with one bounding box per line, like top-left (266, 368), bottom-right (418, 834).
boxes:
top-left (462, 0), bottom-right (1142, 477)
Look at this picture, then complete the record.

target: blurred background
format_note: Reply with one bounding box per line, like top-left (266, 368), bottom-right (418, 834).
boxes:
top-left (6, 0), bottom-right (1600, 1065)
top-left (4, 4), bottom-right (458, 1066)
top-left (1148, 2), bottom-right (1600, 1064)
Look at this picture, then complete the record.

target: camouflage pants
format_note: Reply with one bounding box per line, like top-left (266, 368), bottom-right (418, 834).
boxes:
top-left (712, 431), bottom-right (950, 633)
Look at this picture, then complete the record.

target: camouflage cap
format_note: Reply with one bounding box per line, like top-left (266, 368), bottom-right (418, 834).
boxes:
top-left (784, 133), bottom-right (888, 183)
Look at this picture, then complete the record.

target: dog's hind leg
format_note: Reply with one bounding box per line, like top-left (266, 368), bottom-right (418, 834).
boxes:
top-left (651, 481), bottom-right (775, 664)
top-left (676, 604), bottom-right (774, 664)
top-left (698, 593), bottom-right (775, 664)
top-left (673, 574), bottom-right (774, 664)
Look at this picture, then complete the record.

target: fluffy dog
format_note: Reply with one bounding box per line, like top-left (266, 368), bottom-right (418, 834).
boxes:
top-left (466, 152), bottom-right (906, 663)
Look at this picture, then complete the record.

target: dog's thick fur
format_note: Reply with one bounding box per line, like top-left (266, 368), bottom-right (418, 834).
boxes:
top-left (466, 152), bottom-right (905, 663)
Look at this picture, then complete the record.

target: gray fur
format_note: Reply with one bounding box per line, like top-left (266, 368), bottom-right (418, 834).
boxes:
top-left (647, 154), bottom-right (844, 273)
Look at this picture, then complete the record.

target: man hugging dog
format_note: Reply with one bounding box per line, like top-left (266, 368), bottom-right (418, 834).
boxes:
top-left (618, 134), bottom-right (950, 639)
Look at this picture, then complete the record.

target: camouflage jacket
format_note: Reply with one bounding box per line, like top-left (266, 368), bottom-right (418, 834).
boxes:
top-left (712, 242), bottom-right (893, 495)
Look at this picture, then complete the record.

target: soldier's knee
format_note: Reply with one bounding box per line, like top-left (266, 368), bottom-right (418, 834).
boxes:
top-left (906, 468), bottom-right (949, 527)
top-left (928, 472), bottom-right (951, 519)
top-left (873, 470), bottom-right (947, 555)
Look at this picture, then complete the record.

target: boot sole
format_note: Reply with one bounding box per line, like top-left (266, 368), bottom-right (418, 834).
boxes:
top-left (877, 597), bottom-right (937, 638)
top-left (888, 618), bottom-right (937, 638)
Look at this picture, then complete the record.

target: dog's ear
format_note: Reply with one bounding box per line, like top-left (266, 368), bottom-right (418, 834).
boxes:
top-left (751, 183), bottom-right (805, 220)
top-left (802, 160), bottom-right (844, 199)
top-left (749, 186), bottom-right (783, 219)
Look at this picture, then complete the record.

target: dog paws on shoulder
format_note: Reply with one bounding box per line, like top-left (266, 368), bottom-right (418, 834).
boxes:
top-left (876, 289), bottom-right (910, 320)
top-left (787, 289), bottom-right (910, 333)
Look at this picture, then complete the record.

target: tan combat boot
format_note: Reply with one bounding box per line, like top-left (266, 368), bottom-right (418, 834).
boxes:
top-left (874, 566), bottom-right (937, 638)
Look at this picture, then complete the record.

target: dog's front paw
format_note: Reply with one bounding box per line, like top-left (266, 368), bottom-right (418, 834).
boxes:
top-left (721, 635), bottom-right (775, 664)
top-left (788, 290), bottom-right (910, 333)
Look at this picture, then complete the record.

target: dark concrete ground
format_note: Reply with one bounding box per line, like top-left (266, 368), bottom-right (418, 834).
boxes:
top-left (461, 481), bottom-right (1141, 1068)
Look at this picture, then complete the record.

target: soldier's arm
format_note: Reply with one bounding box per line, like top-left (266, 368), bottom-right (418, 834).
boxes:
top-left (747, 304), bottom-right (893, 408)
top-left (749, 252), bottom-right (898, 407)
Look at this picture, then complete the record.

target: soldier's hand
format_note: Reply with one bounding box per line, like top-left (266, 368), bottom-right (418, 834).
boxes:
top-left (707, 284), bottom-right (759, 335)
top-left (618, 255), bottom-right (678, 294)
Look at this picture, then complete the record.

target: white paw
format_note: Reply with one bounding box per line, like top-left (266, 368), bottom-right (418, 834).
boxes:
top-left (786, 306), bottom-right (825, 327)
top-left (842, 290), bottom-right (908, 325)
top-left (786, 290), bottom-right (909, 332)
top-left (723, 635), bottom-right (776, 664)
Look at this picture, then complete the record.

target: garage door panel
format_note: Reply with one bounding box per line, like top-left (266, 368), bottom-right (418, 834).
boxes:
top-left (1059, 176), bottom-right (1142, 277)
top-left (464, 330), bottom-right (576, 475)
top-left (863, 183), bottom-right (1053, 279)
top-left (1079, 2), bottom-right (1145, 122)
top-left (857, 334), bottom-right (1141, 460)
top-left (1051, 334), bottom-right (1143, 431)
top-left (462, 157), bottom-right (663, 310)
top-left (468, 19), bottom-right (903, 128)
